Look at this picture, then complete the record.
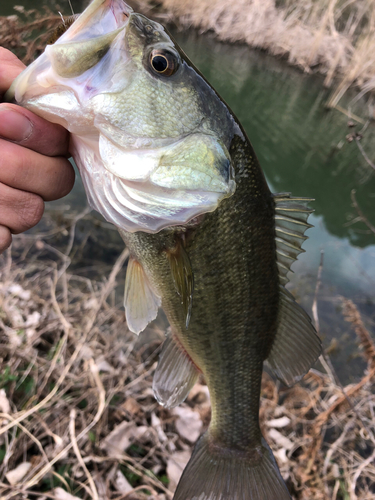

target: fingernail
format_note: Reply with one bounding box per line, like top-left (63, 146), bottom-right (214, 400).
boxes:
top-left (0, 106), bottom-right (33, 142)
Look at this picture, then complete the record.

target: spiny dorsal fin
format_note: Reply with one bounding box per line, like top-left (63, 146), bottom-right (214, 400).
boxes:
top-left (166, 240), bottom-right (194, 328)
top-left (273, 193), bottom-right (314, 285)
top-left (266, 285), bottom-right (321, 386)
top-left (153, 329), bottom-right (200, 409)
top-left (124, 257), bottom-right (161, 335)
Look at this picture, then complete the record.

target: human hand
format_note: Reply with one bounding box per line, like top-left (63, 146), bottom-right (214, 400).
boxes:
top-left (0, 47), bottom-right (75, 253)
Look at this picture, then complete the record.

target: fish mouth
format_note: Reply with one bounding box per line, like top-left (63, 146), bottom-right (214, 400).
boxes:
top-left (5, 0), bottom-right (132, 103)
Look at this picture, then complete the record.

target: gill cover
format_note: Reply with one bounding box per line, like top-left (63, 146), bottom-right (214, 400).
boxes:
top-left (6, 0), bottom-right (236, 234)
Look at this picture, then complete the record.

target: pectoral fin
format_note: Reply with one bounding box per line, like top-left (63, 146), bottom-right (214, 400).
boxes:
top-left (153, 330), bottom-right (200, 409)
top-left (151, 134), bottom-right (234, 194)
top-left (124, 257), bottom-right (161, 335)
top-left (266, 286), bottom-right (321, 386)
top-left (166, 240), bottom-right (194, 328)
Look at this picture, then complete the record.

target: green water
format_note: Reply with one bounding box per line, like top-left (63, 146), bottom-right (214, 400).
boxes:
top-left (1, 2), bottom-right (375, 382)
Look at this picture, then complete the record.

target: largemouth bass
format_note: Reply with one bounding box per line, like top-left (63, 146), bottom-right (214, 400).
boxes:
top-left (6, 0), bottom-right (321, 498)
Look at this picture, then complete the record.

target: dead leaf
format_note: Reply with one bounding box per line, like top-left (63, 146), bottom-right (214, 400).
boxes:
top-left (167, 450), bottom-right (191, 492)
top-left (274, 447), bottom-right (288, 464)
top-left (79, 345), bottom-right (94, 360)
top-left (54, 488), bottom-right (82, 500)
top-left (266, 416), bottom-right (291, 428)
top-left (5, 328), bottom-right (23, 347)
top-left (6, 462), bottom-right (31, 485)
top-left (123, 397), bottom-right (141, 415)
top-left (173, 406), bottom-right (202, 443)
top-left (151, 412), bottom-right (167, 443)
top-left (95, 477), bottom-right (108, 500)
top-left (25, 311), bottom-right (41, 327)
top-left (267, 428), bottom-right (293, 450)
top-left (95, 356), bottom-right (114, 373)
top-left (0, 389), bottom-right (10, 414)
top-left (101, 421), bottom-right (148, 457)
top-left (7, 284), bottom-right (31, 301)
top-left (115, 470), bottom-right (133, 493)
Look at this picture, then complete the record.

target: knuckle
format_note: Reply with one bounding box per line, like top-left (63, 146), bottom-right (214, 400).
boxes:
top-left (17, 193), bottom-right (44, 231)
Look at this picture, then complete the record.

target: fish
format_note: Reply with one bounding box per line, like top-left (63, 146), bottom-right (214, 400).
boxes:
top-left (5, 0), bottom-right (322, 498)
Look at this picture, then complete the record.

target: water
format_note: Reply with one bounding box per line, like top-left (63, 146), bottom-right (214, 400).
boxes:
top-left (1, 2), bottom-right (375, 382)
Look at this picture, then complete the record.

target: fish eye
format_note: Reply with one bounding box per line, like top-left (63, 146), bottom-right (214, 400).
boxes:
top-left (150, 50), bottom-right (178, 76)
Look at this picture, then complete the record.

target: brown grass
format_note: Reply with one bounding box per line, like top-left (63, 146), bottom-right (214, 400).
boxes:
top-left (0, 209), bottom-right (374, 499)
top-left (0, 5), bottom-right (64, 65)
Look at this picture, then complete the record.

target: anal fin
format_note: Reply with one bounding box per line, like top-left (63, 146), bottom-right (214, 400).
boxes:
top-left (266, 285), bottom-right (321, 386)
top-left (153, 330), bottom-right (200, 409)
top-left (124, 257), bottom-right (161, 335)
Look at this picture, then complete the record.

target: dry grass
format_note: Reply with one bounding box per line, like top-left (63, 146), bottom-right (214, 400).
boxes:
top-left (0, 5), bottom-right (65, 65)
top-left (0, 209), bottom-right (374, 500)
top-left (146, 0), bottom-right (375, 108)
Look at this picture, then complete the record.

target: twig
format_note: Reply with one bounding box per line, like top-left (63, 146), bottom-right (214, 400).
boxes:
top-left (350, 189), bottom-right (375, 235)
top-left (65, 205), bottom-right (92, 257)
top-left (350, 447), bottom-right (375, 500)
top-left (69, 408), bottom-right (99, 500)
top-left (22, 359), bottom-right (106, 490)
top-left (355, 137), bottom-right (375, 171)
top-left (312, 250), bottom-right (324, 334)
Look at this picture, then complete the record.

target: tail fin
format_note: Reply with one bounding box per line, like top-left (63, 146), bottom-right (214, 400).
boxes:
top-left (173, 432), bottom-right (291, 500)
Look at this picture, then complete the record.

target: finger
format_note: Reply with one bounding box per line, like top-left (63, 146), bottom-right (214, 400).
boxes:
top-left (0, 48), bottom-right (25, 95)
top-left (0, 182), bottom-right (44, 234)
top-left (0, 225), bottom-right (12, 253)
top-left (0, 139), bottom-right (75, 201)
top-left (0, 104), bottom-right (70, 157)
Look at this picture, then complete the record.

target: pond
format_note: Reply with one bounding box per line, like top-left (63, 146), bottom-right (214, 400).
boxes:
top-left (1, 0), bottom-right (375, 383)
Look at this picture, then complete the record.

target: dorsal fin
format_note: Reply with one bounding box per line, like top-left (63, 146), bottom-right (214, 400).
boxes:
top-left (273, 193), bottom-right (314, 285)
top-left (166, 240), bottom-right (194, 328)
top-left (153, 329), bottom-right (200, 409)
top-left (124, 257), bottom-right (161, 335)
top-left (266, 286), bottom-right (321, 386)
